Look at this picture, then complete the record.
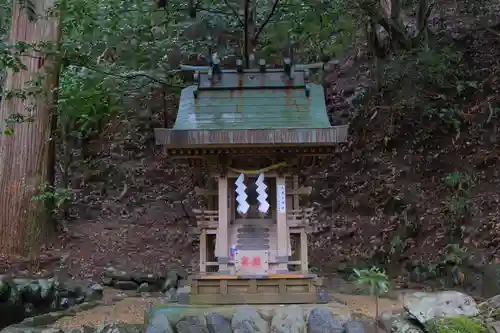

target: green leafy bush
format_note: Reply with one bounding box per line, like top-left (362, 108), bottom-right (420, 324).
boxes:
top-left (425, 316), bottom-right (488, 333)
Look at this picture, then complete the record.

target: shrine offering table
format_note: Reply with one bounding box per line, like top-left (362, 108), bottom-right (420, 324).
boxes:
top-left (188, 273), bottom-right (324, 305)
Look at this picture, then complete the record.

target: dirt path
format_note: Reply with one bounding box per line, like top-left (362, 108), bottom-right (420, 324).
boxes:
top-left (51, 292), bottom-right (404, 330)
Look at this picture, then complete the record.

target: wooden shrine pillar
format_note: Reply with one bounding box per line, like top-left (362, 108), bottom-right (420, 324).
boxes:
top-left (276, 176), bottom-right (289, 272)
top-left (217, 175), bottom-right (230, 273)
top-left (293, 176), bottom-right (309, 273)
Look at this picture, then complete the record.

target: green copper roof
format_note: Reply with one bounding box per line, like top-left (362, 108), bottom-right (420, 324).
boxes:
top-left (155, 69), bottom-right (348, 148)
top-left (172, 71), bottom-right (331, 131)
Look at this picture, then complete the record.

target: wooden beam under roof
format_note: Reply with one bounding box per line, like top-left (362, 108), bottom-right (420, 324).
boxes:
top-left (155, 126), bottom-right (348, 148)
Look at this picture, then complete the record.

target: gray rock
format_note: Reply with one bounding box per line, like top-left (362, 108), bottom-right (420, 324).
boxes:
top-left (332, 312), bottom-right (352, 326)
top-left (491, 321), bottom-right (500, 333)
top-left (162, 264), bottom-right (187, 292)
top-left (138, 283), bottom-right (151, 293)
top-left (0, 278), bottom-right (108, 331)
top-left (20, 311), bottom-right (67, 327)
top-left (271, 305), bottom-right (305, 333)
top-left (95, 322), bottom-right (143, 333)
top-left (307, 308), bottom-right (343, 333)
top-left (162, 276), bottom-right (181, 293)
top-left (176, 316), bottom-right (209, 333)
top-left (104, 267), bottom-right (132, 281)
top-left (38, 279), bottom-right (55, 299)
top-left (378, 312), bottom-right (424, 333)
top-left (84, 283), bottom-right (104, 301)
top-left (316, 290), bottom-right (329, 304)
top-left (145, 310), bottom-right (175, 333)
top-left (403, 291), bottom-right (479, 324)
top-left (480, 294), bottom-right (500, 311)
top-left (206, 312), bottom-right (232, 333)
top-left (41, 329), bottom-right (64, 333)
top-left (59, 280), bottom-right (84, 297)
top-left (177, 286), bottom-right (190, 305)
top-left (479, 295), bottom-right (500, 322)
top-left (343, 320), bottom-right (365, 333)
top-left (24, 303), bottom-right (35, 316)
top-left (164, 288), bottom-right (178, 303)
top-left (0, 327), bottom-right (40, 333)
top-left (232, 307), bottom-right (269, 333)
top-left (113, 280), bottom-right (139, 290)
top-left (71, 326), bottom-right (95, 333)
top-left (132, 273), bottom-right (161, 285)
top-left (0, 276), bottom-right (11, 302)
top-left (102, 277), bottom-right (113, 286)
top-left (350, 315), bottom-right (377, 333)
top-left (13, 279), bottom-right (42, 303)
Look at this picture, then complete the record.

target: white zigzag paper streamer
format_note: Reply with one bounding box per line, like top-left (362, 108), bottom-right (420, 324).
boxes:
top-left (256, 173), bottom-right (269, 214)
top-left (235, 173), bottom-right (249, 215)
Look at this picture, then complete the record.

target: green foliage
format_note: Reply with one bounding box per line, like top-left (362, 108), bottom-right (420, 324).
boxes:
top-left (309, 265), bottom-right (320, 272)
top-left (443, 172), bottom-right (474, 195)
top-left (417, 244), bottom-right (468, 286)
top-left (442, 172), bottom-right (474, 233)
top-left (57, 67), bottom-right (122, 140)
top-left (32, 182), bottom-right (72, 214)
top-left (426, 316), bottom-right (488, 333)
top-left (262, 0), bottom-right (356, 62)
top-left (389, 235), bottom-right (408, 255)
top-left (353, 266), bottom-right (389, 296)
top-left (46, 0), bottom-right (357, 141)
top-left (384, 48), bottom-right (464, 89)
top-left (424, 105), bottom-right (463, 135)
top-left (442, 244), bottom-right (468, 266)
top-left (374, 30), bottom-right (478, 138)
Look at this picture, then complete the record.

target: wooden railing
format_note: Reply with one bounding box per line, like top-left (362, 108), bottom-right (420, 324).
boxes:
top-left (287, 208), bottom-right (314, 228)
top-left (192, 209), bottom-right (219, 229)
top-left (192, 208), bottom-right (314, 229)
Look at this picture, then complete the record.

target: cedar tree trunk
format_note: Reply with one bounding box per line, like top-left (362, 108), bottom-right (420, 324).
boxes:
top-left (0, 0), bottom-right (61, 255)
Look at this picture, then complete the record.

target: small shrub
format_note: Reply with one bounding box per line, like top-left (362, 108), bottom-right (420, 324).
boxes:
top-left (425, 316), bottom-right (488, 333)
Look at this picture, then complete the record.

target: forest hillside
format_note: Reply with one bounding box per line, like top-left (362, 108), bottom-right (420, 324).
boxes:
top-left (0, 0), bottom-right (500, 298)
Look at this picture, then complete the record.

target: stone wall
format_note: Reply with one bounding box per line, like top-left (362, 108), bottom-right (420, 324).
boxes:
top-left (145, 304), bottom-right (366, 333)
top-left (0, 276), bottom-right (103, 329)
top-left (141, 291), bottom-right (499, 333)
top-left (102, 266), bottom-right (184, 294)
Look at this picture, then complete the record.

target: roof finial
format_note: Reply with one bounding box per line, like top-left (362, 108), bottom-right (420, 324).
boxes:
top-left (211, 52), bottom-right (221, 81)
top-left (259, 59), bottom-right (266, 73)
top-left (236, 59), bottom-right (244, 73)
top-left (249, 53), bottom-right (255, 69)
top-left (284, 57), bottom-right (292, 77)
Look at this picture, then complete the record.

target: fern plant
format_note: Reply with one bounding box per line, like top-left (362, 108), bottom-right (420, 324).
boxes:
top-left (353, 266), bottom-right (389, 331)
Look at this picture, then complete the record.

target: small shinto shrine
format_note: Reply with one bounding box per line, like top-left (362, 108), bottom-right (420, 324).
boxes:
top-left (155, 58), bottom-right (348, 304)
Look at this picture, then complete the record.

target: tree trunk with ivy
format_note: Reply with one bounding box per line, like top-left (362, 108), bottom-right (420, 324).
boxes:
top-left (0, 0), bottom-right (61, 256)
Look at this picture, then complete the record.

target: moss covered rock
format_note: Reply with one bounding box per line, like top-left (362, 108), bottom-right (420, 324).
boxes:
top-left (425, 316), bottom-right (488, 333)
top-left (0, 277), bottom-right (104, 330)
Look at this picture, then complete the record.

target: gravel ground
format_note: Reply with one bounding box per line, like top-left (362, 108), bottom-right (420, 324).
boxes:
top-left (50, 292), bottom-right (403, 330)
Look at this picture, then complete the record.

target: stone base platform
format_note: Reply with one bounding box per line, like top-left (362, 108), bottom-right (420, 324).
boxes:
top-left (185, 273), bottom-right (326, 305)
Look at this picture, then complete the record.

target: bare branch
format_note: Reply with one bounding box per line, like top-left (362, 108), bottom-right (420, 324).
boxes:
top-left (253, 0), bottom-right (280, 44)
top-left (244, 0), bottom-right (250, 66)
top-left (223, 0), bottom-right (244, 27)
